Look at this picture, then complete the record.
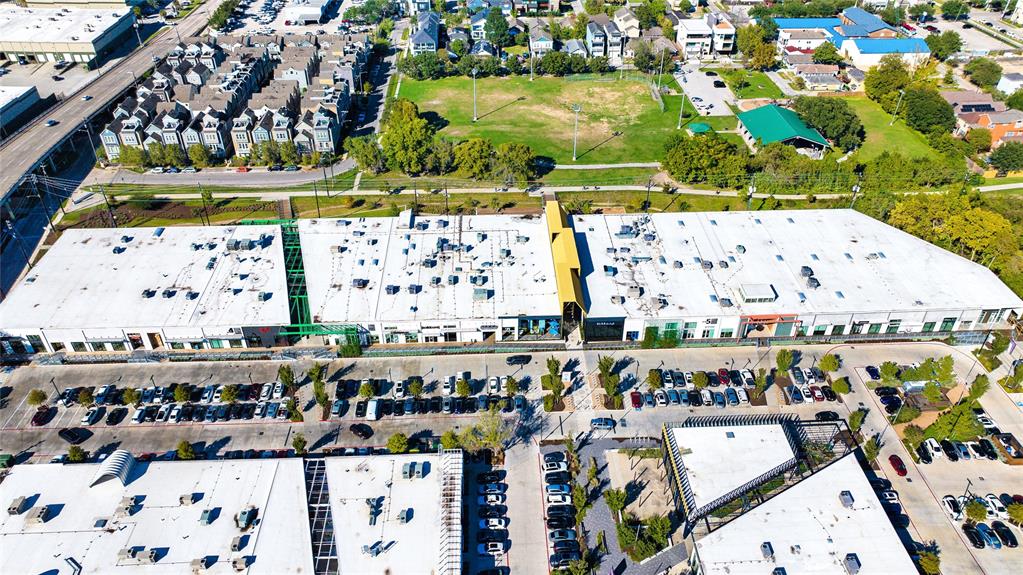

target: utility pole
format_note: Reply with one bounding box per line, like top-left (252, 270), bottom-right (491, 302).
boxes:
top-left (748, 177), bottom-right (756, 210)
top-left (677, 90), bottom-right (688, 129)
top-left (99, 185), bottom-right (117, 228)
top-left (571, 104), bottom-right (582, 161)
top-left (30, 176), bottom-right (56, 235)
top-left (657, 48), bottom-right (666, 91)
top-left (472, 67), bottom-right (479, 122)
top-left (5, 221), bottom-right (33, 270)
top-left (889, 89), bottom-right (906, 126)
top-left (198, 183), bottom-right (210, 226)
top-left (313, 182), bottom-right (321, 218)
top-left (529, 55), bottom-right (534, 82)
top-left (849, 172), bottom-right (863, 209)
top-left (134, 22), bottom-right (143, 48)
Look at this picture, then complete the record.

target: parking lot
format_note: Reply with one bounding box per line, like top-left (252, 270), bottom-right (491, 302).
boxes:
top-left (676, 62), bottom-right (735, 118)
top-left (224, 0), bottom-right (370, 37)
top-left (927, 18), bottom-right (1017, 52)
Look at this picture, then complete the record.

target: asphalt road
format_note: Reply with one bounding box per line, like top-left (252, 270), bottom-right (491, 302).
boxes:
top-left (0, 0), bottom-right (227, 199)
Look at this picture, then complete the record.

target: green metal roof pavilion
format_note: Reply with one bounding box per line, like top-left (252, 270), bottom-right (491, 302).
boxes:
top-left (737, 104), bottom-right (829, 148)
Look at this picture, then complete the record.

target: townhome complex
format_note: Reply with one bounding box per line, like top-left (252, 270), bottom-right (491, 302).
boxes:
top-left (100, 32), bottom-right (368, 163)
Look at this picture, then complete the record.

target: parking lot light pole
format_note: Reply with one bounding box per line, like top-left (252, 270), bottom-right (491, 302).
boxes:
top-left (571, 104), bottom-right (582, 161)
top-left (471, 68), bottom-right (479, 122)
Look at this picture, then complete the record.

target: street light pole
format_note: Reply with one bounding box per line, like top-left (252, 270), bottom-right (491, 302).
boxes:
top-left (889, 89), bottom-right (906, 126)
top-left (472, 68), bottom-right (479, 122)
top-left (850, 172), bottom-right (863, 209)
top-left (571, 104), bottom-right (582, 161)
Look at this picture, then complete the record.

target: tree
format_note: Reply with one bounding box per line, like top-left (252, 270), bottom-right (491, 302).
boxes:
top-left (278, 365), bottom-right (296, 394)
top-left (27, 389), bottom-right (46, 406)
top-left (280, 141), bottom-right (300, 166)
top-left (1008, 502), bottom-right (1023, 526)
top-left (736, 25), bottom-right (766, 60)
top-left (292, 432), bottom-right (308, 455)
top-left (176, 440), bottom-right (196, 460)
top-left (645, 369), bottom-right (663, 390)
top-left (965, 498), bottom-right (988, 523)
top-left (967, 128), bottom-right (992, 153)
top-left (493, 142), bottom-right (535, 185)
top-left (398, 51), bottom-right (446, 80)
top-left (818, 354), bottom-right (840, 374)
top-left (440, 429), bottom-right (461, 449)
top-left (450, 39), bottom-right (468, 58)
top-left (864, 55), bottom-right (910, 110)
top-left (750, 40), bottom-right (777, 70)
top-left (662, 133), bottom-right (748, 186)
top-left (221, 384), bottom-right (239, 404)
top-left (381, 99), bottom-right (433, 175)
top-left (632, 40), bottom-right (656, 73)
top-left (118, 145), bottom-right (149, 167)
top-left (67, 445), bottom-right (87, 463)
top-left (968, 374), bottom-right (990, 402)
top-left (793, 96), bottom-right (864, 151)
top-left (692, 371), bottom-right (709, 389)
top-left (917, 551), bottom-right (941, 575)
top-left (388, 432), bottom-right (410, 453)
top-left (812, 42), bottom-right (843, 65)
top-left (345, 135), bottom-right (385, 174)
top-left (941, 0), bottom-right (969, 20)
top-left (188, 144), bottom-right (211, 168)
top-left (776, 349), bottom-right (794, 373)
top-left (880, 361), bottom-right (901, 383)
top-left (358, 381), bottom-right (375, 399)
top-left (849, 409), bottom-right (867, 433)
top-left (588, 56), bottom-right (610, 74)
top-left (903, 424), bottom-right (926, 447)
top-left (455, 138), bottom-right (495, 179)
top-left (903, 87), bottom-right (956, 133)
top-left (504, 376), bottom-right (520, 396)
top-left (408, 378), bottom-right (424, 398)
top-left (484, 9), bottom-right (510, 47)
top-left (540, 50), bottom-right (569, 76)
top-left (990, 141), bottom-right (1023, 172)
top-left (174, 385), bottom-right (189, 403)
top-left (863, 434), bottom-right (881, 462)
top-left (456, 378), bottom-right (472, 397)
top-left (909, 4), bottom-right (935, 22)
top-left (425, 137), bottom-right (455, 175)
top-left (121, 387), bottom-right (140, 406)
top-left (78, 387), bottom-right (95, 406)
top-left (964, 57), bottom-right (1002, 90)
top-left (605, 487), bottom-right (627, 519)
top-left (831, 376), bottom-right (851, 395)
top-left (925, 31), bottom-right (963, 61)
top-left (462, 406), bottom-right (512, 454)
top-left (572, 13), bottom-right (590, 40)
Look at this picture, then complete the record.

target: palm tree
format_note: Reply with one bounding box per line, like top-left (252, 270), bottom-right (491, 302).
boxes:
top-left (605, 488), bottom-right (627, 522)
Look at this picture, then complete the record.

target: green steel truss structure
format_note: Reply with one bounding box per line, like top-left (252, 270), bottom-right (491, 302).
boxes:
top-left (241, 219), bottom-right (359, 341)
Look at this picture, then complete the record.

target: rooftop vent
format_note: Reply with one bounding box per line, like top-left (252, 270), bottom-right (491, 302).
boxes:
top-left (839, 490), bottom-right (855, 508)
top-left (385, 285), bottom-right (399, 295)
top-left (235, 506), bottom-right (258, 530)
top-left (844, 553), bottom-right (862, 574)
top-left (761, 541), bottom-right (774, 560)
top-left (806, 277), bottom-right (821, 289)
top-left (719, 298), bottom-right (733, 308)
top-left (611, 295), bottom-right (625, 304)
top-left (800, 266), bottom-right (814, 278)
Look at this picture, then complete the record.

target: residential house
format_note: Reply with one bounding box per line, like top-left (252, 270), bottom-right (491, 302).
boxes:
top-left (471, 39), bottom-right (498, 58)
top-left (406, 0), bottom-right (431, 15)
top-left (153, 103), bottom-right (192, 151)
top-left (603, 20), bottom-right (625, 66)
top-left (294, 106), bottom-right (341, 155)
top-left (507, 17), bottom-right (527, 39)
top-left (529, 26), bottom-right (554, 58)
top-left (470, 10), bottom-right (489, 41)
top-left (563, 38), bottom-right (587, 57)
top-left (249, 80), bottom-right (302, 115)
top-left (840, 38), bottom-right (930, 69)
top-left (794, 64), bottom-right (842, 91)
top-left (488, 0), bottom-right (514, 16)
top-left (194, 110), bottom-right (232, 158)
top-left (997, 72), bottom-right (1023, 95)
top-left (100, 96), bottom-right (158, 160)
top-left (942, 90), bottom-right (1005, 137)
top-left (516, 0), bottom-right (556, 14)
top-left (614, 7), bottom-right (641, 39)
top-left (958, 109), bottom-right (1023, 148)
top-left (782, 46), bottom-right (815, 67)
top-left (676, 17), bottom-right (713, 60)
top-left (410, 11), bottom-right (441, 55)
top-left (274, 47), bottom-right (320, 91)
top-left (707, 13), bottom-right (735, 55)
top-left (845, 67), bottom-right (865, 91)
top-left (779, 29), bottom-right (830, 51)
top-left (737, 104), bottom-right (829, 159)
top-left (586, 22), bottom-right (607, 58)
top-left (230, 109), bottom-right (258, 157)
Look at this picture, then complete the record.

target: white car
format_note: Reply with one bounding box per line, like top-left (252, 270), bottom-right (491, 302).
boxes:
top-left (81, 407), bottom-right (101, 425)
top-left (986, 494), bottom-right (1009, 519)
top-left (803, 369), bottom-right (816, 385)
top-left (801, 385), bottom-right (812, 402)
top-left (131, 407), bottom-right (146, 424)
top-left (156, 404), bottom-right (172, 422)
top-left (259, 383), bottom-right (272, 401)
top-left (736, 388), bottom-right (749, 404)
top-left (488, 376), bottom-right (500, 394)
top-left (924, 438), bottom-right (942, 459)
top-left (684, 371), bottom-right (694, 387)
top-left (81, 95), bottom-right (92, 101)
top-left (547, 493), bottom-right (571, 505)
top-left (394, 379), bottom-right (406, 398)
top-left (478, 494), bottom-right (505, 505)
top-left (169, 404), bottom-right (182, 422)
top-left (942, 495), bottom-right (961, 520)
top-left (977, 415), bottom-right (997, 430)
top-left (272, 381), bottom-right (284, 399)
top-left (880, 490), bottom-right (899, 505)
top-left (255, 402), bottom-right (268, 418)
top-left (654, 389), bottom-right (668, 406)
top-left (479, 518), bottom-right (508, 529)
top-left (543, 461), bottom-right (568, 473)
top-left (741, 369), bottom-right (756, 386)
top-left (213, 385), bottom-right (224, 403)
top-left (444, 376), bottom-right (455, 395)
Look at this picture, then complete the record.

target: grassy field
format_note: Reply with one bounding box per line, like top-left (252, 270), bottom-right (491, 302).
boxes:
top-left (59, 198), bottom-right (278, 228)
top-left (708, 69), bottom-right (784, 100)
top-left (290, 192), bottom-right (540, 218)
top-left (400, 75), bottom-right (686, 164)
top-left (556, 190), bottom-right (847, 213)
top-left (844, 97), bottom-right (939, 162)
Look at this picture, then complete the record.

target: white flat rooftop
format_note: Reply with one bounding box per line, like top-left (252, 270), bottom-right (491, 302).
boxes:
top-left (668, 424), bottom-right (796, 510)
top-left (694, 454), bottom-right (917, 574)
top-left (573, 209), bottom-right (1023, 320)
top-left (0, 85), bottom-right (37, 108)
top-left (0, 458), bottom-right (312, 575)
top-left (0, 225), bottom-right (290, 331)
top-left (0, 5), bottom-right (130, 45)
top-left (299, 213), bottom-right (561, 324)
top-left (325, 453), bottom-right (459, 574)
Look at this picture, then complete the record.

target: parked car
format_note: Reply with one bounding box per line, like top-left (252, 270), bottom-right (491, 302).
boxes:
top-left (58, 427), bottom-right (87, 444)
top-left (546, 484), bottom-right (571, 495)
top-left (941, 495), bottom-right (961, 520)
top-left (654, 389), bottom-right (668, 406)
top-left (549, 529), bottom-right (577, 542)
top-left (81, 407), bottom-right (101, 425)
top-left (992, 521), bottom-right (1019, 548)
top-left (590, 417), bottom-right (615, 430)
top-left (888, 454), bottom-right (907, 477)
top-left (976, 523), bottom-right (1002, 550)
top-left (986, 494), bottom-right (1009, 519)
top-left (815, 410), bottom-right (839, 422)
top-left (546, 515), bottom-right (573, 529)
top-left (940, 439), bottom-right (959, 461)
top-left (963, 523), bottom-right (985, 549)
top-left (630, 391), bottom-right (642, 408)
top-left (106, 407), bottom-right (128, 425)
top-left (865, 365), bottom-right (881, 380)
top-left (547, 493), bottom-right (571, 505)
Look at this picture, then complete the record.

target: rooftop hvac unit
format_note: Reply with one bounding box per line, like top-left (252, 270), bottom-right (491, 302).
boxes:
top-left (431, 276), bottom-right (441, 286)
top-left (477, 232), bottom-right (486, 241)
top-left (719, 260), bottom-right (729, 269)
top-left (26, 506), bottom-right (48, 524)
top-left (191, 243), bottom-right (203, 251)
top-left (415, 222), bottom-right (429, 231)
top-left (235, 506), bottom-right (258, 530)
top-left (423, 259), bottom-right (437, 268)
top-left (191, 557), bottom-right (211, 573)
top-left (761, 541), bottom-right (774, 560)
top-left (772, 569), bottom-right (787, 575)
top-left (257, 292), bottom-right (271, 301)
top-left (673, 261), bottom-right (683, 269)
top-left (227, 239), bottom-right (241, 251)
top-left (180, 493), bottom-right (198, 506)
top-left (800, 266), bottom-right (814, 278)
top-left (385, 285), bottom-right (399, 295)
top-left (447, 275), bottom-right (458, 285)
top-left (701, 260), bottom-right (713, 270)
top-left (840, 490), bottom-right (855, 508)
top-left (844, 553), bottom-right (862, 574)
top-left (611, 295), bottom-right (625, 304)
top-left (199, 508), bottom-right (215, 525)
top-left (231, 535), bottom-right (245, 552)
top-left (603, 265), bottom-right (616, 277)
top-left (7, 496), bottom-right (27, 516)
top-left (162, 289), bottom-right (176, 298)
top-left (186, 291), bottom-right (200, 300)
top-left (206, 257), bottom-right (216, 270)
top-left (806, 277), bottom-right (821, 289)
top-left (473, 288), bottom-right (490, 301)
top-left (336, 245), bottom-right (347, 253)
top-left (232, 557), bottom-right (250, 571)
top-left (141, 289), bottom-right (157, 298)
top-left (118, 547), bottom-right (156, 563)
top-left (112, 246), bottom-right (126, 254)
top-left (408, 284), bottom-right (422, 294)
top-left (719, 298), bottom-right (733, 308)
top-left (736, 244), bottom-right (746, 253)
top-left (627, 286), bottom-right (642, 298)
top-left (352, 279), bottom-right (369, 289)
top-left (643, 233), bottom-right (656, 241)
top-left (500, 248), bottom-right (511, 258)
top-left (516, 235), bottom-right (528, 243)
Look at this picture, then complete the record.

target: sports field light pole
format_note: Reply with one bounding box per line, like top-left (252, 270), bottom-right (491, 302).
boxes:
top-left (571, 104), bottom-right (582, 161)
top-left (471, 67), bottom-right (479, 122)
top-left (889, 89), bottom-right (906, 126)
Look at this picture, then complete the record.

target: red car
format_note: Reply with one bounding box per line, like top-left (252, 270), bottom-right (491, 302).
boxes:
top-left (889, 454), bottom-right (908, 477)
top-left (717, 368), bottom-right (730, 386)
top-left (630, 391), bottom-right (643, 409)
top-left (810, 386), bottom-right (825, 402)
top-left (236, 166), bottom-right (250, 173)
top-left (30, 406), bottom-right (52, 427)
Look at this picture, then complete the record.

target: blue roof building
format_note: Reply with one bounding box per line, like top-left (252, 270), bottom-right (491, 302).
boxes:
top-left (842, 37), bottom-right (930, 68)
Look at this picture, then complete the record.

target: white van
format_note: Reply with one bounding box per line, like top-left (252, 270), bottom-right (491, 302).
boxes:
top-left (365, 399), bottom-right (379, 421)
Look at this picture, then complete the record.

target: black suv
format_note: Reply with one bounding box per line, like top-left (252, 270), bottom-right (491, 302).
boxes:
top-left (58, 427), bottom-right (87, 445)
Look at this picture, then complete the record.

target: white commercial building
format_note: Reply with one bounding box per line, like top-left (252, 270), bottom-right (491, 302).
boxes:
top-left (0, 5), bottom-right (136, 67)
top-left (281, 0), bottom-right (333, 25)
top-left (0, 225), bottom-right (290, 355)
top-left (0, 85), bottom-right (42, 129)
top-left (691, 453), bottom-right (917, 574)
top-left (0, 450), bottom-right (464, 575)
top-left (572, 209), bottom-right (1022, 343)
top-left (298, 212), bottom-right (563, 345)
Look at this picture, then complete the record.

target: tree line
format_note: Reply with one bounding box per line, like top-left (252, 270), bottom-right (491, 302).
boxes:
top-left (208, 0), bottom-right (240, 31)
top-left (344, 98), bottom-right (537, 183)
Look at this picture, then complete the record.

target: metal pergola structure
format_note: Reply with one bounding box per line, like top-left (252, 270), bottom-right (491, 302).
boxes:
top-left (241, 219), bottom-right (359, 342)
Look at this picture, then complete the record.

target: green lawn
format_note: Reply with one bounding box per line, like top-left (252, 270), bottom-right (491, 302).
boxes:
top-left (844, 97), bottom-right (939, 162)
top-left (707, 69), bottom-right (784, 100)
top-left (400, 75), bottom-right (687, 164)
top-left (291, 192), bottom-right (540, 218)
top-left (556, 190), bottom-right (847, 213)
